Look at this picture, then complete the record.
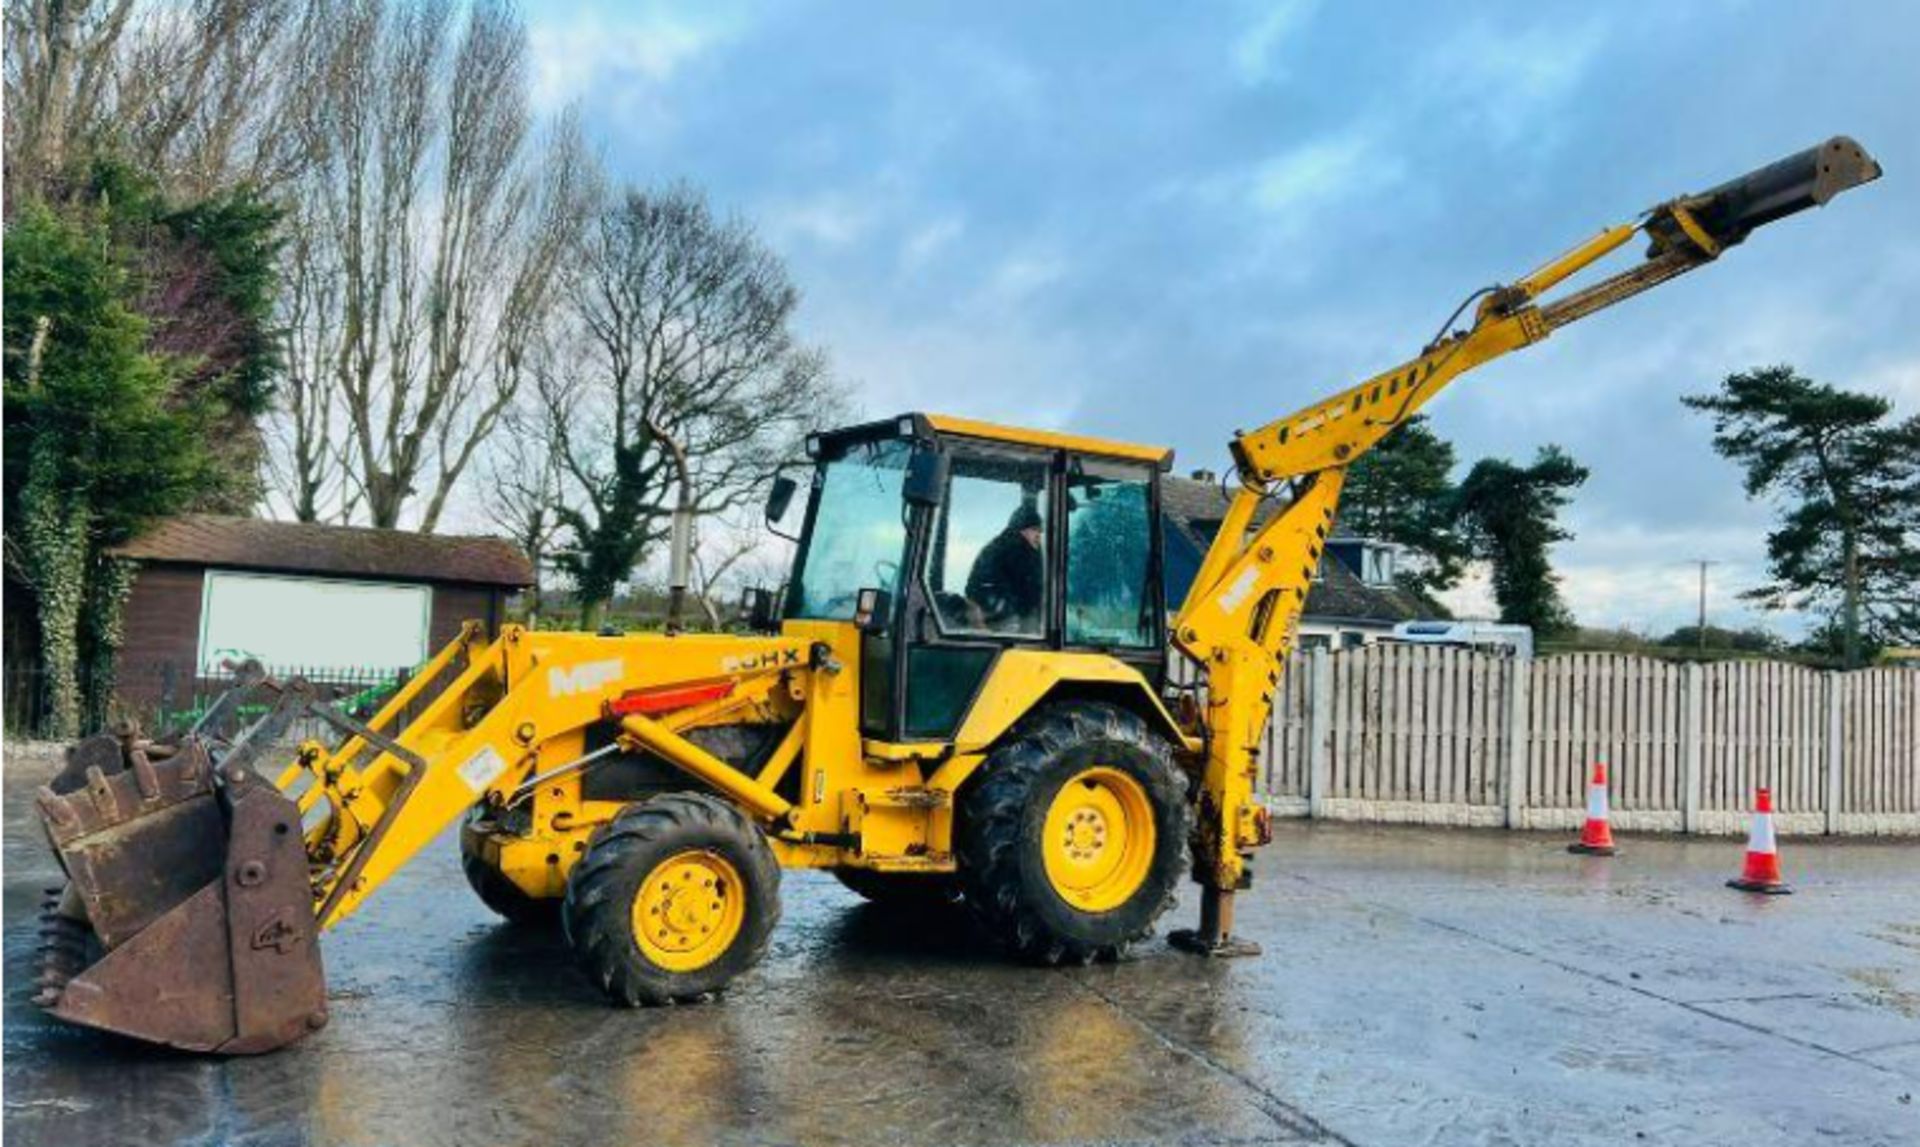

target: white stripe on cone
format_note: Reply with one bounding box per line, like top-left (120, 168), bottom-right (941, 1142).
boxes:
top-left (1747, 808), bottom-right (1777, 855)
top-left (1587, 777), bottom-right (1610, 821)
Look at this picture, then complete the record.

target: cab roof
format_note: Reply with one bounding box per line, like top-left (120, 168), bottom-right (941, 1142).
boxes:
top-left (922, 414), bottom-right (1174, 469)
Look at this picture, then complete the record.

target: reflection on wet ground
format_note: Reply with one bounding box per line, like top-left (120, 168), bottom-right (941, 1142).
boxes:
top-left (6, 756), bottom-right (1918, 1146)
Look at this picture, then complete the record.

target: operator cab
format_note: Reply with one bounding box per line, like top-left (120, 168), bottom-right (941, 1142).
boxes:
top-left (771, 413), bottom-right (1173, 742)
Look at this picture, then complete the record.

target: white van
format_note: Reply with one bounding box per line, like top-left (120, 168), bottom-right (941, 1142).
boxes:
top-left (1386, 620), bottom-right (1534, 659)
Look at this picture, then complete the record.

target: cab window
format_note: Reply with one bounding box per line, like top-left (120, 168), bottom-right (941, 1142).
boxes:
top-left (789, 437), bottom-right (911, 620)
top-left (924, 448), bottom-right (1050, 639)
top-left (1065, 460), bottom-right (1156, 648)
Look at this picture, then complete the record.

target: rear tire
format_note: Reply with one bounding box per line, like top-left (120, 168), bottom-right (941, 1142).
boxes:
top-left (833, 868), bottom-right (962, 911)
top-left (460, 809), bottom-right (559, 926)
top-left (562, 793), bottom-right (781, 1006)
top-left (957, 701), bottom-right (1189, 964)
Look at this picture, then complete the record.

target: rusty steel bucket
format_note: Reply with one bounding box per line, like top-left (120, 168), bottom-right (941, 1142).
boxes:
top-left (33, 675), bottom-right (328, 1054)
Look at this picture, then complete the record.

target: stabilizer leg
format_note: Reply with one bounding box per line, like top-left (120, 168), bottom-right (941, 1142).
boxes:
top-left (1168, 886), bottom-right (1261, 959)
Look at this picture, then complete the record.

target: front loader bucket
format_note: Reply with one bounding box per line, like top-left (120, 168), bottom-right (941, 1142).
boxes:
top-left (33, 730), bottom-right (327, 1054)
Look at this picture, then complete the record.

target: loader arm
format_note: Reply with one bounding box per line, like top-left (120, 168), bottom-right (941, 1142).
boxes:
top-left (285, 625), bottom-right (808, 930)
top-left (1170, 136), bottom-right (1881, 950)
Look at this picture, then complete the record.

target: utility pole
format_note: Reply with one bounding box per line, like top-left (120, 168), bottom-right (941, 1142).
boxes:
top-left (1689, 559), bottom-right (1718, 650)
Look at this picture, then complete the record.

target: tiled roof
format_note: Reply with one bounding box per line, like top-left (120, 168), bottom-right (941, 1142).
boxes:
top-left (1305, 554), bottom-right (1429, 625)
top-left (1159, 474), bottom-right (1278, 538)
top-left (1160, 476), bottom-right (1429, 626)
top-left (112, 514), bottom-right (534, 588)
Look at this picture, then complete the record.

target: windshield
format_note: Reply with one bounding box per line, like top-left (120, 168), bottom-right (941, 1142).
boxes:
top-left (787, 437), bottom-right (911, 619)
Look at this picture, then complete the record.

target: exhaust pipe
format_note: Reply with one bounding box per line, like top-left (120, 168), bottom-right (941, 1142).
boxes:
top-left (1651, 135), bottom-right (1882, 253)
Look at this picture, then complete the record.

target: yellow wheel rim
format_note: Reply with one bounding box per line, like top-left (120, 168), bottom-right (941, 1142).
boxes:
top-left (1042, 767), bottom-right (1156, 912)
top-left (631, 849), bottom-right (746, 972)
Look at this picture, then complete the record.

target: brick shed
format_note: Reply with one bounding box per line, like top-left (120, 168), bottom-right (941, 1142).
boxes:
top-left (109, 514), bottom-right (533, 705)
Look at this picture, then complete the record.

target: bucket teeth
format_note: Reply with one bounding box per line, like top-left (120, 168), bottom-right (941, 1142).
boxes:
top-left (130, 747), bottom-right (161, 800)
top-left (85, 766), bottom-right (120, 820)
top-left (33, 897), bottom-right (92, 1008)
top-left (35, 786), bottom-right (78, 832)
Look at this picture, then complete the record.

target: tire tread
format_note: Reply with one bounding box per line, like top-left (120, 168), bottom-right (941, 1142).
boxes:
top-left (956, 700), bottom-right (1189, 965)
top-left (561, 792), bottom-right (781, 1006)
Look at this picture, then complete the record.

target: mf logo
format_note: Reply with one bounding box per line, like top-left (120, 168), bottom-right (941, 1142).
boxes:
top-left (549, 658), bottom-right (624, 697)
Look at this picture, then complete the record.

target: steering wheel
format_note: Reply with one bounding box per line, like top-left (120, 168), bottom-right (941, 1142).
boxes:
top-left (872, 559), bottom-right (900, 587)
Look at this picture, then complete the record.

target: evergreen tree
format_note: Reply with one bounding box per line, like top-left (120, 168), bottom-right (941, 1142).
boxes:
top-left (1684, 366), bottom-right (1920, 667)
top-left (1339, 414), bottom-right (1468, 601)
top-left (4, 205), bottom-right (216, 734)
top-left (1455, 445), bottom-right (1590, 637)
top-left (5, 153), bottom-right (283, 732)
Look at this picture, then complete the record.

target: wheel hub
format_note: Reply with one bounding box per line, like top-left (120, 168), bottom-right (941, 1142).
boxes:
top-left (1062, 808), bottom-right (1108, 861)
top-left (1042, 767), bottom-right (1155, 912)
top-left (632, 850), bottom-right (745, 971)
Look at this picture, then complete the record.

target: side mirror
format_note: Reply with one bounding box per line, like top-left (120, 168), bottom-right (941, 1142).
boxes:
top-left (903, 447), bottom-right (949, 508)
top-left (741, 586), bottom-right (779, 632)
top-left (765, 475), bottom-right (799, 525)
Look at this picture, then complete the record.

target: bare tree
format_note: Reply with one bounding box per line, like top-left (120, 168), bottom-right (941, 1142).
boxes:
top-left (112, 0), bottom-right (323, 197)
top-left (688, 513), bottom-right (785, 630)
top-left (271, 0), bottom-right (594, 530)
top-left (265, 220), bottom-right (351, 521)
top-left (543, 184), bottom-right (843, 627)
top-left (4, 0), bottom-right (321, 203)
top-left (4, 0), bottom-right (136, 198)
top-left (479, 390), bottom-right (566, 616)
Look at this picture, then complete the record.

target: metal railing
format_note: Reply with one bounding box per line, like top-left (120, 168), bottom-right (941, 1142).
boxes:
top-left (3, 660), bottom-right (415, 744)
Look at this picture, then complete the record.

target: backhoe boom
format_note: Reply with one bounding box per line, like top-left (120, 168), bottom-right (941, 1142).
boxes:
top-left (1169, 136), bottom-right (1881, 951)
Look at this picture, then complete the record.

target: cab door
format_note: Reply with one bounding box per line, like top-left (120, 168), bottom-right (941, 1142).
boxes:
top-left (1060, 455), bottom-right (1165, 682)
top-left (891, 439), bottom-right (1055, 741)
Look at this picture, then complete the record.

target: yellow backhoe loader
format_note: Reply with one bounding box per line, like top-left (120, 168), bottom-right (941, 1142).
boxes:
top-left (33, 137), bottom-right (1880, 1053)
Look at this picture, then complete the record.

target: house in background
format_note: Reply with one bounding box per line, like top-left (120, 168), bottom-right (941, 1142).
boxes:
top-left (1160, 473), bottom-right (1436, 649)
top-left (108, 514), bottom-right (533, 707)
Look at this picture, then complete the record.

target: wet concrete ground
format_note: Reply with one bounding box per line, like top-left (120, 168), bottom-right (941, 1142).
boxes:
top-left (5, 757), bottom-right (1919, 1147)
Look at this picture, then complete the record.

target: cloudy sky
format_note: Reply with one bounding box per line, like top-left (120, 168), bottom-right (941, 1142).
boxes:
top-left (520, 0), bottom-right (1917, 635)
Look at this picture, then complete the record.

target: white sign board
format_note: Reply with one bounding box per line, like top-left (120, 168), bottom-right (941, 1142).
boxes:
top-left (198, 571), bottom-right (431, 673)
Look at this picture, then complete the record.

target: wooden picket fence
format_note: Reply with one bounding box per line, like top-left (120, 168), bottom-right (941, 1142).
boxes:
top-left (1180, 645), bottom-right (1919, 836)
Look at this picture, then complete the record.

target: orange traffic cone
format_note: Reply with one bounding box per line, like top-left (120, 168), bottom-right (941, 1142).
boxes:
top-left (1568, 759), bottom-right (1617, 855)
top-left (1728, 787), bottom-right (1792, 895)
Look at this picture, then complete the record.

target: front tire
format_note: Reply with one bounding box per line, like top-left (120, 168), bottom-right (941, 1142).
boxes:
top-left (562, 793), bottom-right (781, 1006)
top-left (957, 700), bottom-right (1190, 964)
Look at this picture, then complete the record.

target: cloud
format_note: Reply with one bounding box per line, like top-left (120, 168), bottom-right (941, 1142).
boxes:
top-left (526, 5), bottom-right (738, 125)
top-left (1442, 555), bottom-right (1787, 637)
top-left (505, 2), bottom-right (1918, 637)
top-left (1439, 516), bottom-right (1801, 637)
top-left (760, 191), bottom-right (882, 248)
top-left (1230, 0), bottom-right (1321, 85)
top-left (984, 250), bottom-right (1068, 304)
top-left (1413, 18), bottom-right (1609, 148)
top-left (804, 304), bottom-right (1091, 432)
top-left (899, 217), bottom-right (965, 270)
top-left (1862, 355), bottom-right (1920, 413)
top-left (1247, 133), bottom-right (1398, 215)
top-left (1152, 125), bottom-right (1405, 262)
